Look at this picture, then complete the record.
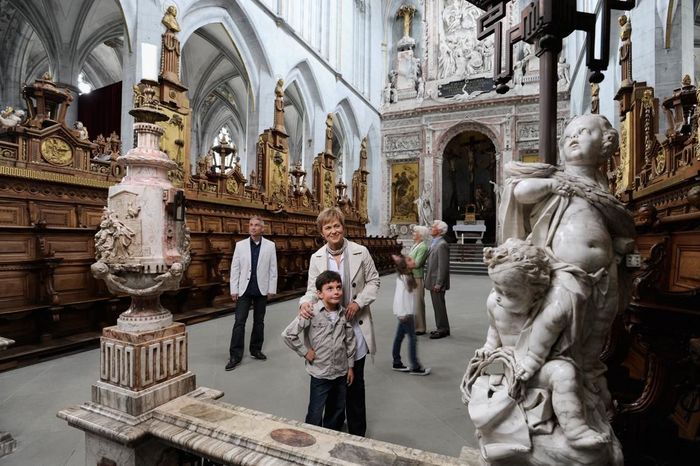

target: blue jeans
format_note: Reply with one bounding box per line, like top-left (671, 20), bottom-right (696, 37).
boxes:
top-left (392, 315), bottom-right (419, 369)
top-left (305, 375), bottom-right (347, 431)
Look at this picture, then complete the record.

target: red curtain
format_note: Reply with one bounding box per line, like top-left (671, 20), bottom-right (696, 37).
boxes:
top-left (77, 81), bottom-right (122, 140)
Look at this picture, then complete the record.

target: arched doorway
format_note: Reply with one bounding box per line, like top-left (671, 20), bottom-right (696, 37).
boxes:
top-left (442, 131), bottom-right (497, 243)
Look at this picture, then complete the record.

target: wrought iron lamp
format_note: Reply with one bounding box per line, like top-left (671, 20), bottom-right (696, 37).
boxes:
top-left (467, 0), bottom-right (636, 163)
top-left (210, 132), bottom-right (237, 174)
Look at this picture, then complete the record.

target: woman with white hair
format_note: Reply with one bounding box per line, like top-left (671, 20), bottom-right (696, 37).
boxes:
top-left (409, 225), bottom-right (430, 335)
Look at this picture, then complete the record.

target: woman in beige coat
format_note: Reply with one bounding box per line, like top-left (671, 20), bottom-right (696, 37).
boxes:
top-left (299, 207), bottom-right (380, 437)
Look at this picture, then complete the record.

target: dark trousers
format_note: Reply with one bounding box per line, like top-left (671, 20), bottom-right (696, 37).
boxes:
top-left (344, 355), bottom-right (366, 436)
top-left (305, 375), bottom-right (347, 431)
top-left (392, 316), bottom-right (419, 369)
top-left (430, 290), bottom-right (450, 333)
top-left (228, 294), bottom-right (267, 360)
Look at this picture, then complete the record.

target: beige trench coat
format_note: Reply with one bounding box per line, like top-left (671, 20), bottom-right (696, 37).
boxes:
top-left (299, 240), bottom-right (380, 355)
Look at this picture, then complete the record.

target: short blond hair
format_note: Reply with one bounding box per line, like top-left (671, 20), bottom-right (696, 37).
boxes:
top-left (316, 207), bottom-right (345, 233)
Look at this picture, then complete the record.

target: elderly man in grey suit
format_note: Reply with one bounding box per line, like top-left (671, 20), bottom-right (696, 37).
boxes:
top-left (425, 220), bottom-right (450, 339)
top-left (226, 216), bottom-right (278, 370)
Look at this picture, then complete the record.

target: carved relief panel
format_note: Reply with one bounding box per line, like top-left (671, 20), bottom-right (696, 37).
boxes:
top-left (437, 0), bottom-right (494, 81)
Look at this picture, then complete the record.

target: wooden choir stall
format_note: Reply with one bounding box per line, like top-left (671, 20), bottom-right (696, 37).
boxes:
top-left (604, 16), bottom-right (700, 464)
top-left (0, 19), bottom-right (398, 370)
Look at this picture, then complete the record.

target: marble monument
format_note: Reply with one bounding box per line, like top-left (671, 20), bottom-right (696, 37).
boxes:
top-left (462, 114), bottom-right (636, 465)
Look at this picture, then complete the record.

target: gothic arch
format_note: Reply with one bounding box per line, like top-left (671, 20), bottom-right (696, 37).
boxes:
top-left (180, 1), bottom-right (272, 94)
top-left (332, 98), bottom-right (361, 182)
top-left (284, 60), bottom-right (325, 113)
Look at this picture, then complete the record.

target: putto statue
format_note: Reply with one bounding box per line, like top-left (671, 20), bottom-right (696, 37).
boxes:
top-left (463, 114), bottom-right (635, 465)
top-left (0, 106), bottom-right (25, 128)
top-left (74, 121), bottom-right (89, 140)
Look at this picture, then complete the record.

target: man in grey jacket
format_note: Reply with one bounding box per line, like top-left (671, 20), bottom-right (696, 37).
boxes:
top-left (425, 220), bottom-right (450, 339)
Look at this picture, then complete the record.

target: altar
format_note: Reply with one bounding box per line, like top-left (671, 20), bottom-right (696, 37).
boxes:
top-left (453, 221), bottom-right (486, 244)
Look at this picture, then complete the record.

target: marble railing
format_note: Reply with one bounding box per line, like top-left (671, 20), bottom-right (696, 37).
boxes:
top-left (60, 387), bottom-right (480, 466)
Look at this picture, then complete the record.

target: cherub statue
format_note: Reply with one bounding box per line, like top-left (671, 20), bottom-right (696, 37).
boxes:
top-left (468, 114), bottom-right (636, 464)
top-left (74, 121), bottom-right (89, 140)
top-left (467, 239), bottom-right (608, 455)
top-left (0, 107), bottom-right (25, 128)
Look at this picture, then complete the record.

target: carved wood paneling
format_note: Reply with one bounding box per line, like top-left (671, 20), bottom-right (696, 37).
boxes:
top-left (0, 272), bottom-right (34, 307)
top-left (671, 232), bottom-right (700, 291)
top-left (0, 236), bottom-right (34, 260)
top-left (0, 203), bottom-right (25, 225)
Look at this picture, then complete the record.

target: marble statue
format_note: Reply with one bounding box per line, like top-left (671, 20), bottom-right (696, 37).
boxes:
top-left (463, 114), bottom-right (636, 465)
top-left (557, 56), bottom-right (570, 86)
top-left (0, 107), bottom-right (25, 128)
top-left (416, 76), bottom-right (425, 100)
top-left (74, 121), bottom-right (89, 140)
top-left (414, 185), bottom-right (433, 226)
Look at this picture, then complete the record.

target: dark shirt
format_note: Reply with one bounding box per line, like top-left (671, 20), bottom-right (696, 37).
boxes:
top-left (244, 239), bottom-right (262, 296)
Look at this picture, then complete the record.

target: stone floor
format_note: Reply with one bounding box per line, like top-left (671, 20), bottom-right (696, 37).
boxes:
top-left (0, 274), bottom-right (491, 465)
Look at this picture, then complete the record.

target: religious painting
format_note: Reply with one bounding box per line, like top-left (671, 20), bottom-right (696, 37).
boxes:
top-left (521, 151), bottom-right (539, 163)
top-left (390, 161), bottom-right (419, 224)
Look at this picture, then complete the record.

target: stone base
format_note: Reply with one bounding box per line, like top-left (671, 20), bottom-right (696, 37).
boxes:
top-left (0, 432), bottom-right (16, 458)
top-left (92, 371), bottom-right (196, 417)
top-left (85, 431), bottom-right (169, 466)
top-left (100, 322), bottom-right (189, 392)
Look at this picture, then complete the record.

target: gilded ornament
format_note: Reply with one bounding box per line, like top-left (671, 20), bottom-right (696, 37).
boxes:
top-left (654, 151), bottom-right (666, 175)
top-left (323, 171), bottom-right (334, 207)
top-left (41, 137), bottom-right (72, 166)
top-left (226, 177), bottom-right (239, 195)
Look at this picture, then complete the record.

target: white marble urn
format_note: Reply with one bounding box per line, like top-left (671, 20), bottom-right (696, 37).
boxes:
top-left (91, 84), bottom-right (190, 332)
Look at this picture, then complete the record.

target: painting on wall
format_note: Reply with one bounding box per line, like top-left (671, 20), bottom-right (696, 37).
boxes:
top-left (390, 161), bottom-right (419, 224)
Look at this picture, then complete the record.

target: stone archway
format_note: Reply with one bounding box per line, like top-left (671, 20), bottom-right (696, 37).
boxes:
top-left (440, 129), bottom-right (498, 243)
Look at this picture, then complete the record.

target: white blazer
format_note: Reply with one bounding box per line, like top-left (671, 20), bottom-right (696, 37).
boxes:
top-left (229, 237), bottom-right (278, 296)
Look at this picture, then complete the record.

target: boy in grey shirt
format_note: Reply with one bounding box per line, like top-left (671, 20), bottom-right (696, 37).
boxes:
top-left (282, 270), bottom-right (356, 431)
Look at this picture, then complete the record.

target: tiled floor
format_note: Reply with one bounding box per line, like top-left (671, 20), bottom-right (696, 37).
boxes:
top-left (0, 274), bottom-right (492, 465)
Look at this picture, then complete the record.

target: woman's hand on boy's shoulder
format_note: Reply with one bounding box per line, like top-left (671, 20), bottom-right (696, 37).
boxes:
top-left (299, 302), bottom-right (314, 319)
top-left (305, 348), bottom-right (316, 363)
